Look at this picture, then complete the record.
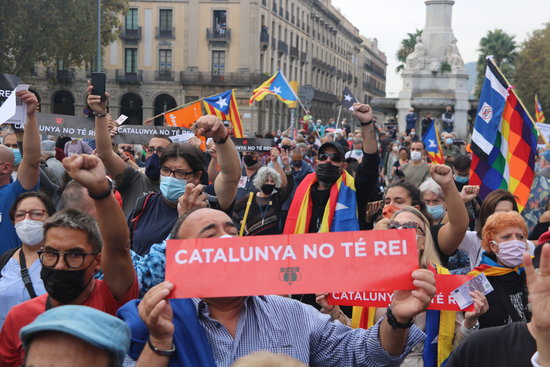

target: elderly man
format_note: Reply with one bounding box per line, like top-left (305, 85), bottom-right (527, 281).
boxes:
top-left (123, 207), bottom-right (435, 367)
top-left (0, 91), bottom-right (41, 253)
top-left (20, 305), bottom-right (130, 367)
top-left (0, 154), bottom-right (138, 366)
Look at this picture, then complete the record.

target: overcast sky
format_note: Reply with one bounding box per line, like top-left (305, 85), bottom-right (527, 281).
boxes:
top-left (332, 0), bottom-right (550, 96)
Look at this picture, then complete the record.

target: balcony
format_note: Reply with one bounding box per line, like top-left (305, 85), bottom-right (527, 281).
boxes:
top-left (206, 28), bottom-right (231, 42)
top-left (300, 51), bottom-right (308, 63)
top-left (155, 70), bottom-right (174, 81)
top-left (115, 70), bottom-right (143, 84)
top-left (156, 27), bottom-right (175, 39)
top-left (289, 46), bottom-right (299, 59)
top-left (180, 72), bottom-right (266, 86)
top-left (55, 69), bottom-right (75, 84)
top-left (277, 40), bottom-right (288, 55)
top-left (313, 89), bottom-right (338, 103)
top-left (119, 27), bottom-right (142, 41)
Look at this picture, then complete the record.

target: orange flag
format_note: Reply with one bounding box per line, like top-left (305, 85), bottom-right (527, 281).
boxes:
top-left (164, 102), bottom-right (203, 127)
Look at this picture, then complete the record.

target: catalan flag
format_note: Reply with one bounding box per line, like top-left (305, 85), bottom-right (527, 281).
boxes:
top-left (203, 89), bottom-right (244, 138)
top-left (536, 94), bottom-right (546, 123)
top-left (423, 121), bottom-right (445, 164)
top-left (470, 57), bottom-right (538, 211)
top-left (249, 70), bottom-right (298, 105)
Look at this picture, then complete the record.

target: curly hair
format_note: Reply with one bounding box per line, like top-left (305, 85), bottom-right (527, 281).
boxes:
top-left (481, 211), bottom-right (527, 252)
top-left (253, 166), bottom-right (282, 190)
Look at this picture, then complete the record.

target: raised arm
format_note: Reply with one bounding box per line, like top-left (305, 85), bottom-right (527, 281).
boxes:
top-left (63, 154), bottom-right (135, 300)
top-left (194, 116), bottom-right (240, 211)
top-left (431, 164), bottom-right (469, 255)
top-left (269, 147), bottom-right (289, 188)
top-left (87, 82), bottom-right (128, 180)
top-left (16, 91), bottom-right (41, 190)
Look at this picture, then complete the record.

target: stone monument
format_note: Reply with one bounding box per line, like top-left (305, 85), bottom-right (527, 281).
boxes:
top-left (395, 0), bottom-right (470, 138)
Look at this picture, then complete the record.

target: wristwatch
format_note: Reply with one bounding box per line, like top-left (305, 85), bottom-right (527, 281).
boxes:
top-left (360, 120), bottom-right (373, 126)
top-left (147, 338), bottom-right (176, 356)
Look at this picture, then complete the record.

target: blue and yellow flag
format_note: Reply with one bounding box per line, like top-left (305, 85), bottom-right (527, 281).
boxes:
top-left (203, 90), bottom-right (244, 138)
top-left (249, 70), bottom-right (298, 105)
top-left (423, 121), bottom-right (445, 164)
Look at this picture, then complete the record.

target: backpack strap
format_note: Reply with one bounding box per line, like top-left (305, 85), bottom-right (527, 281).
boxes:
top-left (0, 247), bottom-right (21, 280)
top-left (130, 193), bottom-right (155, 241)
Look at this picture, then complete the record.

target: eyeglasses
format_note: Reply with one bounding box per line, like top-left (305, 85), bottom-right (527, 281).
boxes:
top-left (121, 146), bottom-right (134, 152)
top-left (147, 146), bottom-right (164, 154)
top-left (38, 249), bottom-right (99, 269)
top-left (318, 152), bottom-right (343, 163)
top-left (3, 143), bottom-right (18, 148)
top-left (387, 220), bottom-right (425, 235)
top-left (160, 166), bottom-right (194, 179)
top-left (14, 209), bottom-right (48, 222)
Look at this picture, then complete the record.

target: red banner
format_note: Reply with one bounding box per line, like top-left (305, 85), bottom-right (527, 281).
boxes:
top-left (166, 229), bottom-right (419, 299)
top-left (327, 274), bottom-right (474, 311)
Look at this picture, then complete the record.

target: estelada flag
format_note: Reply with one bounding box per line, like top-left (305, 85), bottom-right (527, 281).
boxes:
top-left (165, 102), bottom-right (203, 128)
top-left (203, 90), bottom-right (244, 138)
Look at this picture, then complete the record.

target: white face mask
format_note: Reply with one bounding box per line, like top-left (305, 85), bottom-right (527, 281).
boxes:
top-left (410, 151), bottom-right (422, 161)
top-left (15, 219), bottom-right (44, 246)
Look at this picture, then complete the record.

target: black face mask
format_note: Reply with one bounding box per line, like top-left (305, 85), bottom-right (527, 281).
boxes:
top-left (40, 265), bottom-right (95, 304)
top-left (261, 183), bottom-right (276, 195)
top-left (243, 155), bottom-right (258, 167)
top-left (316, 163), bottom-right (341, 186)
top-left (145, 153), bottom-right (160, 180)
top-left (281, 145), bottom-right (292, 151)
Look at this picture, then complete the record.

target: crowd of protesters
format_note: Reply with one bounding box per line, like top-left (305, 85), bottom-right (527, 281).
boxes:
top-left (1, 87), bottom-right (550, 367)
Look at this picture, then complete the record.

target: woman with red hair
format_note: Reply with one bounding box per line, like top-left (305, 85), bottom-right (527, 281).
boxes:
top-left (470, 211), bottom-right (531, 329)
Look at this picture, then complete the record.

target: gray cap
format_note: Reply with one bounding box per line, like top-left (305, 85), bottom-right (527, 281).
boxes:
top-left (40, 140), bottom-right (56, 155)
top-left (20, 305), bottom-right (130, 365)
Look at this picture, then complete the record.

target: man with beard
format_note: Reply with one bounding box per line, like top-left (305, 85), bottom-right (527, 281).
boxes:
top-left (283, 103), bottom-right (379, 313)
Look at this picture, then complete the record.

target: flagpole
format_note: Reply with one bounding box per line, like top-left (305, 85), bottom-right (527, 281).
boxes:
top-left (335, 105), bottom-right (343, 129)
top-left (148, 90), bottom-right (229, 122)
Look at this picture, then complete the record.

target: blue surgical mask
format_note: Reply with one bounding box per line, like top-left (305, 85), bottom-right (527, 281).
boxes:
top-left (445, 138), bottom-right (453, 145)
top-left (454, 175), bottom-right (469, 184)
top-left (354, 149), bottom-right (362, 155)
top-left (427, 204), bottom-right (445, 220)
top-left (159, 175), bottom-right (187, 202)
top-left (11, 148), bottom-right (22, 166)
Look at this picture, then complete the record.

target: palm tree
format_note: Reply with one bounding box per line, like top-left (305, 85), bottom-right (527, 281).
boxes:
top-left (475, 29), bottom-right (518, 96)
top-left (396, 29), bottom-right (423, 73)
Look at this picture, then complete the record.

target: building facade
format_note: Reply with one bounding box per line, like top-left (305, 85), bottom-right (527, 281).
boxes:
top-left (29, 0), bottom-right (387, 134)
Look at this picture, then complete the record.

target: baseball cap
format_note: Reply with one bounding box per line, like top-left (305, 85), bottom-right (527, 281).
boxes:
top-left (318, 142), bottom-right (345, 158)
top-left (20, 305), bottom-right (130, 365)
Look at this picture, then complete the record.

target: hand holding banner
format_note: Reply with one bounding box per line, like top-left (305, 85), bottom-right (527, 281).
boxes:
top-left (165, 229), bottom-right (419, 299)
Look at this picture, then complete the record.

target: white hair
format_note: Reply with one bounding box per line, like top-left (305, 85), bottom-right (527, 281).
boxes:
top-left (419, 178), bottom-right (443, 199)
top-left (253, 166), bottom-right (282, 189)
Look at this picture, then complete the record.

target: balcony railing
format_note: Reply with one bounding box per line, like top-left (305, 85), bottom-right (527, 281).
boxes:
top-left (206, 28), bottom-right (231, 42)
top-left (119, 27), bottom-right (142, 41)
top-left (156, 27), bottom-right (175, 39)
top-left (277, 40), bottom-right (288, 55)
top-left (115, 70), bottom-right (143, 84)
top-left (155, 70), bottom-right (174, 81)
top-left (180, 72), bottom-right (267, 86)
top-left (289, 46), bottom-right (299, 59)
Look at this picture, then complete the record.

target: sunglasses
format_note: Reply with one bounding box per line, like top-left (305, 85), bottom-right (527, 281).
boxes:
top-left (387, 220), bottom-right (425, 235)
top-left (318, 152), bottom-right (343, 163)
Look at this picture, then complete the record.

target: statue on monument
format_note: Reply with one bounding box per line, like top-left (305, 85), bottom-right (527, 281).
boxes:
top-left (446, 36), bottom-right (464, 71)
top-left (405, 41), bottom-right (426, 70)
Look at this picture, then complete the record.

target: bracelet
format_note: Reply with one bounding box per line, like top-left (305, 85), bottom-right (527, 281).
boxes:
top-left (360, 120), bottom-right (373, 126)
top-left (93, 111), bottom-right (107, 117)
top-left (87, 179), bottom-right (113, 200)
top-left (214, 128), bottom-right (229, 144)
top-left (147, 337), bottom-right (176, 356)
top-left (386, 306), bottom-right (413, 329)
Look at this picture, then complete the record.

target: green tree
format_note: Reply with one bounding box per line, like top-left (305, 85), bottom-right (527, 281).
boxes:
top-left (475, 29), bottom-right (518, 96)
top-left (396, 30), bottom-right (423, 73)
top-left (515, 23), bottom-right (550, 121)
top-left (0, 0), bottom-right (128, 77)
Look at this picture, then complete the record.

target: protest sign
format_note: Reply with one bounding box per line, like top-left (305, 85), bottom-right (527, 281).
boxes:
top-left (327, 274), bottom-right (474, 312)
top-left (232, 138), bottom-right (273, 152)
top-left (165, 229), bottom-right (418, 299)
top-left (0, 84), bottom-right (29, 125)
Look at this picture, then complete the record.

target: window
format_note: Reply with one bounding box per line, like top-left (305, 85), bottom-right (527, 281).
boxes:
top-left (213, 10), bottom-right (227, 37)
top-left (125, 8), bottom-right (138, 30)
top-left (159, 49), bottom-right (172, 73)
top-left (125, 48), bottom-right (137, 73)
top-left (159, 9), bottom-right (172, 32)
top-left (212, 51), bottom-right (225, 77)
